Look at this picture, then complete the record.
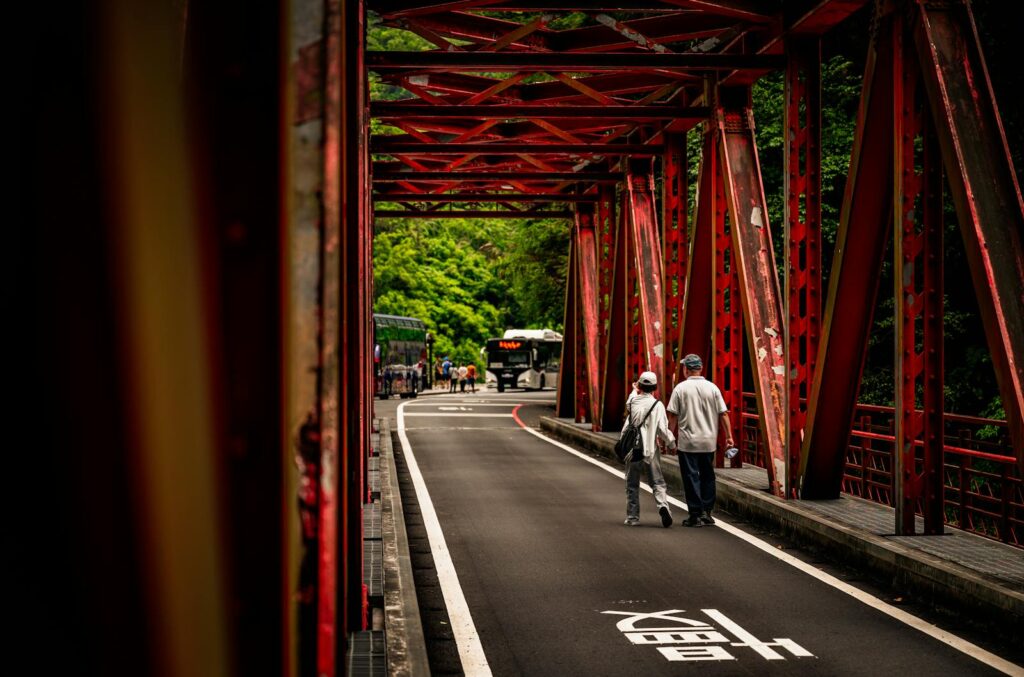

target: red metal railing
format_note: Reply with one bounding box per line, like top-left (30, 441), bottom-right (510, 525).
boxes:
top-left (740, 393), bottom-right (1022, 547)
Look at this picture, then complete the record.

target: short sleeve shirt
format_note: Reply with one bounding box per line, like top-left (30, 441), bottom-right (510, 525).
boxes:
top-left (667, 376), bottom-right (728, 453)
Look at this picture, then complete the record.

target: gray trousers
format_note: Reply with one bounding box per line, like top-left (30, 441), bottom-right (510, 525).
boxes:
top-left (625, 452), bottom-right (670, 520)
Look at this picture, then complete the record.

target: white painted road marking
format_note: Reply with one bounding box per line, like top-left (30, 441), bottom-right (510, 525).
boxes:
top-left (514, 418), bottom-right (1024, 677)
top-left (396, 401), bottom-right (493, 677)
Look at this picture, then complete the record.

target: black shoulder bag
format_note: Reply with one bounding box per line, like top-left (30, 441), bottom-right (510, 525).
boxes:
top-left (614, 400), bottom-right (658, 463)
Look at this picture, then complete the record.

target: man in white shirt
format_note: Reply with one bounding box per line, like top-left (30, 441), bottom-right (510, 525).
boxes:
top-left (667, 354), bottom-right (734, 527)
top-left (622, 371), bottom-right (677, 527)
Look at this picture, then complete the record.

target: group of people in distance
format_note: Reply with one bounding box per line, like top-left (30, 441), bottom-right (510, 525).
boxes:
top-left (438, 356), bottom-right (477, 393)
top-left (621, 353), bottom-right (734, 529)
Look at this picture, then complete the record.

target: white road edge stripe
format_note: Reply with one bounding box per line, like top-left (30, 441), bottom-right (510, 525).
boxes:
top-left (516, 424), bottom-right (1023, 677)
top-left (396, 401), bottom-right (493, 677)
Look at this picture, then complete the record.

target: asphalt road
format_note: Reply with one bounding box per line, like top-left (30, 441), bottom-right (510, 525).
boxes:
top-left (379, 388), bottom-right (1023, 677)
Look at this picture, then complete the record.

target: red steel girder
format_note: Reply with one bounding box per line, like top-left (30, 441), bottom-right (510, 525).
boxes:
top-left (372, 192), bottom-right (593, 202)
top-left (367, 51), bottom-right (786, 72)
top-left (372, 102), bottom-right (711, 120)
top-left (662, 132), bottom-right (689, 389)
top-left (626, 159), bottom-right (666, 387)
top-left (374, 209), bottom-right (573, 218)
top-left (373, 170), bottom-right (621, 182)
top-left (783, 38), bottom-right (822, 497)
top-left (596, 186), bottom-right (617, 431)
top-left (801, 21), bottom-right (894, 499)
top-left (660, 0), bottom-right (775, 23)
top-left (717, 98), bottom-right (786, 494)
top-left (391, 12), bottom-right (553, 51)
top-left (553, 13), bottom-right (738, 53)
top-left (678, 128), bottom-right (716, 381)
top-left (601, 191), bottom-right (630, 431)
top-left (712, 135), bottom-right (742, 469)
top-left (914, 0), bottom-right (1024, 462)
top-left (372, 142), bottom-right (662, 155)
top-left (575, 205), bottom-right (603, 424)
top-left (893, 19), bottom-right (944, 535)
top-left (557, 237), bottom-right (578, 418)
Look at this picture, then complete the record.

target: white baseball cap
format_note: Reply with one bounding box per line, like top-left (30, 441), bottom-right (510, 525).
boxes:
top-left (637, 371), bottom-right (657, 386)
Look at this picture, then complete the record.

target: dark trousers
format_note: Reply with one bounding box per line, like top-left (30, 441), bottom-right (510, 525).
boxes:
top-left (680, 452), bottom-right (716, 517)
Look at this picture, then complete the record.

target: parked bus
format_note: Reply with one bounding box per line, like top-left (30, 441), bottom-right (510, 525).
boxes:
top-left (373, 314), bottom-right (426, 399)
top-left (485, 329), bottom-right (562, 392)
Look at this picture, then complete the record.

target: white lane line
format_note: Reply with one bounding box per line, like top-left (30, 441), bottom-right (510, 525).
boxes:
top-left (515, 424), bottom-right (1024, 677)
top-left (404, 403), bottom-right (521, 408)
top-left (396, 401), bottom-right (492, 677)
top-left (403, 413), bottom-right (514, 418)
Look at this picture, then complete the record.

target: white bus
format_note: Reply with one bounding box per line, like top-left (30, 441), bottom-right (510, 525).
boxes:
top-left (485, 329), bottom-right (562, 392)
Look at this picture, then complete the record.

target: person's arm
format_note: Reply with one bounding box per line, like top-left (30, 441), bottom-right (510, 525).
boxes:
top-left (720, 411), bottom-right (734, 448)
top-left (656, 403), bottom-right (676, 451)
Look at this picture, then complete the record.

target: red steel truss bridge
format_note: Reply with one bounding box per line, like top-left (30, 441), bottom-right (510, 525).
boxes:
top-left (368, 0), bottom-right (1022, 516)
top-left (26, 1), bottom-right (1023, 676)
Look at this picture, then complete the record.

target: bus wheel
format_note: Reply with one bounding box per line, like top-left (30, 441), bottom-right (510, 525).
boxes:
top-left (540, 375), bottom-right (545, 389)
top-left (497, 383), bottom-right (505, 393)
top-left (410, 392), bottom-right (418, 399)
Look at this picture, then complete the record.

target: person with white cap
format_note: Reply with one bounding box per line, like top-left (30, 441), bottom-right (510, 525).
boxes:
top-left (667, 353), bottom-right (734, 527)
top-left (622, 370), bottom-right (676, 527)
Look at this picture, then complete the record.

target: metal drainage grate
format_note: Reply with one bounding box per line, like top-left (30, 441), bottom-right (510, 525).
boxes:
top-left (347, 630), bottom-right (385, 677)
top-left (363, 540), bottom-right (383, 599)
top-left (363, 500), bottom-right (381, 540)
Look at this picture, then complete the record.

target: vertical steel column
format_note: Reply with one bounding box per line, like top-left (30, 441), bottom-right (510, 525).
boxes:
top-left (784, 39), bottom-right (822, 496)
top-left (340, 0), bottom-right (368, 643)
top-left (596, 186), bottom-right (616, 429)
top-left (321, 0), bottom-right (344, 668)
top-left (914, 0), bottom-right (1024, 464)
top-left (678, 127), bottom-right (716, 371)
top-left (601, 190), bottom-right (629, 430)
top-left (626, 158), bottom-right (666, 384)
top-left (801, 21), bottom-right (895, 499)
top-left (717, 88), bottom-right (789, 487)
top-left (557, 239), bottom-right (578, 419)
top-left (576, 205), bottom-right (602, 425)
top-left (712, 145), bottom-right (742, 468)
top-left (662, 133), bottom-right (689, 392)
top-left (894, 18), bottom-right (945, 535)
top-left (625, 190), bottom-right (645, 385)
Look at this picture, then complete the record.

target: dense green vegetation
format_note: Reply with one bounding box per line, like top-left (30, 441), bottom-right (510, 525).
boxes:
top-left (371, 4), bottom-right (1019, 423)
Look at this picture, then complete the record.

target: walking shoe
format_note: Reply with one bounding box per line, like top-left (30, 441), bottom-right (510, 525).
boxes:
top-left (700, 512), bottom-right (716, 526)
top-left (624, 518), bottom-right (640, 526)
top-left (681, 516), bottom-right (703, 528)
top-left (659, 506), bottom-right (673, 528)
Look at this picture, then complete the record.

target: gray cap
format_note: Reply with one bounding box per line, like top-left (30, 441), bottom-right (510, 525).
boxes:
top-left (681, 353), bottom-right (703, 370)
top-left (637, 370), bottom-right (657, 386)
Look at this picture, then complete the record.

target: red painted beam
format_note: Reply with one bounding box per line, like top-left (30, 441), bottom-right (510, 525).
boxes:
top-left (373, 170), bottom-right (621, 182)
top-left (557, 240), bottom-right (578, 418)
top-left (552, 13), bottom-right (738, 53)
top-left (801, 24), bottom-right (894, 499)
top-left (914, 0), bottom-right (1024, 464)
top-left (678, 129), bottom-right (716, 377)
top-left (600, 196), bottom-right (629, 431)
top-left (576, 207), bottom-right (603, 425)
top-left (372, 103), bottom-right (711, 120)
top-left (717, 102), bottom-right (788, 496)
top-left (367, 51), bottom-right (786, 72)
top-left (372, 192), bottom-right (595, 202)
top-left (371, 142), bottom-right (663, 155)
top-left (374, 209), bottom-right (573, 218)
top-left (626, 160), bottom-right (666, 386)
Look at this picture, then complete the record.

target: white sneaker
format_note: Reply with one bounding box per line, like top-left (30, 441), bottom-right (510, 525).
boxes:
top-left (624, 518), bottom-right (639, 526)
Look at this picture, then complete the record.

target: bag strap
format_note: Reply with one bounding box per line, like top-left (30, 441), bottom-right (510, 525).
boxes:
top-left (631, 398), bottom-right (657, 428)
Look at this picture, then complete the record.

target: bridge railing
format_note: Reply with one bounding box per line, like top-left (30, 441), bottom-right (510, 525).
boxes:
top-left (739, 393), bottom-right (1022, 547)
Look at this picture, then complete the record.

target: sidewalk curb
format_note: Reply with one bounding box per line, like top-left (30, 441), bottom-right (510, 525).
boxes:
top-left (380, 418), bottom-right (431, 677)
top-left (538, 415), bottom-right (1024, 632)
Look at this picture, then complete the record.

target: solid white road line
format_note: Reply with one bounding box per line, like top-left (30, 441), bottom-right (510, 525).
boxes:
top-left (515, 423), bottom-right (1024, 677)
top-left (396, 401), bottom-right (493, 677)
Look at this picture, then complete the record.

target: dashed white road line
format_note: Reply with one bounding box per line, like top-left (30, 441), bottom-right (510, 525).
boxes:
top-left (396, 401), bottom-right (492, 677)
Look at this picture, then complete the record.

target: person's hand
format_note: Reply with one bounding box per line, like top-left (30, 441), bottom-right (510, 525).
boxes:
top-left (725, 437), bottom-right (735, 448)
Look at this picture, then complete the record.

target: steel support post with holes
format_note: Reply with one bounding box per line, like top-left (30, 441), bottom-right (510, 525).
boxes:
top-left (784, 39), bottom-right (822, 498)
top-left (662, 133), bottom-right (689, 390)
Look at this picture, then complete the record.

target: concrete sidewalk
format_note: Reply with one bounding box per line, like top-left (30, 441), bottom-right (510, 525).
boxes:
top-left (539, 415), bottom-right (1024, 633)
